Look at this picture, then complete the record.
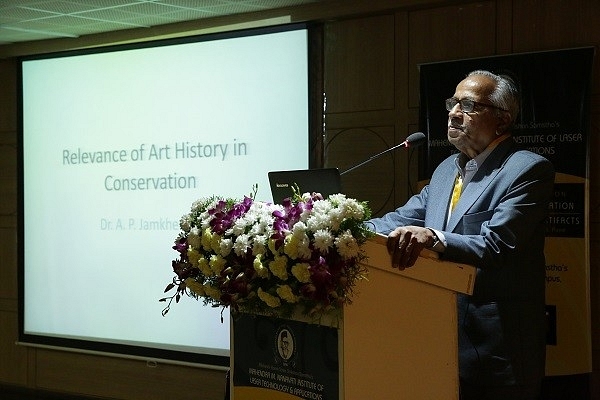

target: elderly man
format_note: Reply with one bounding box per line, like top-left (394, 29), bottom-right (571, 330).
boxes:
top-left (369, 70), bottom-right (554, 400)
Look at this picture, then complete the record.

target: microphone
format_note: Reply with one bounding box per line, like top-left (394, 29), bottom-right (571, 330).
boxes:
top-left (340, 132), bottom-right (426, 176)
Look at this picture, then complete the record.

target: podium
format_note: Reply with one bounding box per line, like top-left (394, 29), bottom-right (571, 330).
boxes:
top-left (341, 233), bottom-right (475, 399)
top-left (230, 233), bottom-right (475, 400)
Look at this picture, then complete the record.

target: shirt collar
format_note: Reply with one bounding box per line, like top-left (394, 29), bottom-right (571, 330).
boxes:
top-left (455, 133), bottom-right (511, 178)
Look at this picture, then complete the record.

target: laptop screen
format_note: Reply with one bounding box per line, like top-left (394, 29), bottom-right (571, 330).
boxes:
top-left (268, 168), bottom-right (342, 203)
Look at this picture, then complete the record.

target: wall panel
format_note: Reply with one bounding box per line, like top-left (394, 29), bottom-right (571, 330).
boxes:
top-left (324, 14), bottom-right (405, 218)
top-left (324, 14), bottom-right (395, 114)
top-left (0, 229), bottom-right (16, 300)
top-left (0, 311), bottom-right (28, 386)
top-left (0, 60), bottom-right (17, 232)
top-left (513, 0), bottom-right (600, 94)
top-left (0, 143), bottom-right (16, 229)
top-left (326, 126), bottom-right (397, 216)
top-left (408, 1), bottom-right (497, 108)
top-left (35, 349), bottom-right (226, 400)
top-left (0, 60), bottom-right (17, 132)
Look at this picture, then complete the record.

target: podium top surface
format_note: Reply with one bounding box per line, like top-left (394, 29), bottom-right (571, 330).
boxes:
top-left (360, 234), bottom-right (476, 295)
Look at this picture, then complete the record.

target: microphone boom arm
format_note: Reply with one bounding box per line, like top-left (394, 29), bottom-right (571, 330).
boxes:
top-left (339, 132), bottom-right (426, 176)
top-left (340, 142), bottom-right (407, 176)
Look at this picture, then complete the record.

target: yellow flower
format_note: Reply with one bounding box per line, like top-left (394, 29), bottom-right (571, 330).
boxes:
top-left (291, 263), bottom-right (311, 283)
top-left (187, 228), bottom-right (202, 249)
top-left (276, 285), bottom-right (299, 303)
top-left (209, 254), bottom-right (226, 275)
top-left (210, 233), bottom-right (222, 253)
top-left (198, 257), bottom-right (212, 276)
top-left (185, 278), bottom-right (205, 296)
top-left (187, 247), bottom-right (201, 267)
top-left (269, 255), bottom-right (289, 280)
top-left (284, 235), bottom-right (299, 259)
top-left (201, 228), bottom-right (213, 251)
top-left (268, 237), bottom-right (281, 254)
top-left (203, 285), bottom-right (221, 301)
top-left (258, 288), bottom-right (281, 308)
top-left (253, 255), bottom-right (270, 278)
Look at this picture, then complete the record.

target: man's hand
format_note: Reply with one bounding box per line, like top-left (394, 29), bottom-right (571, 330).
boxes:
top-left (386, 226), bottom-right (435, 270)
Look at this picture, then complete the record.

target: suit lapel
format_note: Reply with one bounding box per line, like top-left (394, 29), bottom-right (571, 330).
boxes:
top-left (427, 160), bottom-right (457, 230)
top-left (445, 138), bottom-right (515, 232)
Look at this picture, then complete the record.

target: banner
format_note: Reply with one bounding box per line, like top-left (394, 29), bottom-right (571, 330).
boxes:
top-left (232, 313), bottom-right (339, 399)
top-left (418, 47), bottom-right (594, 376)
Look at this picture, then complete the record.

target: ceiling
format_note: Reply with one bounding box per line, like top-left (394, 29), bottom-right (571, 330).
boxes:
top-left (0, 0), bottom-right (320, 45)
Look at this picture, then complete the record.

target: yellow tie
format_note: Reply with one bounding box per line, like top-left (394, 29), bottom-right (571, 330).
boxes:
top-left (450, 175), bottom-right (463, 211)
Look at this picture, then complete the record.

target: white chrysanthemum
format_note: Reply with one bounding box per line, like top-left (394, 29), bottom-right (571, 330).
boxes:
top-left (199, 213), bottom-right (213, 229)
top-left (189, 199), bottom-right (204, 211)
top-left (328, 193), bottom-right (347, 204)
top-left (300, 192), bottom-right (312, 201)
top-left (251, 234), bottom-right (268, 256)
top-left (249, 209), bottom-right (275, 236)
top-left (192, 198), bottom-right (220, 212)
top-left (232, 214), bottom-right (251, 236)
top-left (313, 198), bottom-right (333, 214)
top-left (296, 233), bottom-right (312, 259)
top-left (233, 233), bottom-right (251, 256)
top-left (249, 202), bottom-right (270, 216)
top-left (179, 214), bottom-right (192, 233)
top-left (292, 221), bottom-right (307, 236)
top-left (306, 211), bottom-right (332, 231)
top-left (192, 199), bottom-right (220, 229)
top-left (247, 220), bottom-right (263, 236)
top-left (313, 229), bottom-right (334, 253)
top-left (187, 227), bottom-right (201, 249)
top-left (219, 237), bottom-right (233, 257)
top-left (334, 230), bottom-right (360, 259)
top-left (328, 208), bottom-right (344, 231)
top-left (342, 197), bottom-right (366, 220)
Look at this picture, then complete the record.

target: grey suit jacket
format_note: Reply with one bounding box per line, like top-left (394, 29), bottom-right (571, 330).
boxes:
top-left (369, 137), bottom-right (555, 387)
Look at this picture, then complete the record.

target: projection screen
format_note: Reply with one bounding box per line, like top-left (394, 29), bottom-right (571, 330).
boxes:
top-left (19, 23), bottom-right (313, 367)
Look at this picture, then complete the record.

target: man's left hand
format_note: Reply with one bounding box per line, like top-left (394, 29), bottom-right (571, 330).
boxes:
top-left (386, 226), bottom-right (435, 270)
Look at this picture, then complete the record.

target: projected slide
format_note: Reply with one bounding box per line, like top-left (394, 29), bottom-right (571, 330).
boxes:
top-left (20, 25), bottom-right (309, 364)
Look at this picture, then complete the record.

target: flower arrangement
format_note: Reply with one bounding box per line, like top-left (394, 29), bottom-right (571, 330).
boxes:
top-left (161, 187), bottom-right (373, 321)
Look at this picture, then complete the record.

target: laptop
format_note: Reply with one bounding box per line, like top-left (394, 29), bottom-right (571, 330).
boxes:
top-left (268, 168), bottom-right (342, 203)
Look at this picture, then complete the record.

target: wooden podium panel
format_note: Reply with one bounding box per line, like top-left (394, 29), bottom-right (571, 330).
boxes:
top-left (341, 234), bottom-right (475, 400)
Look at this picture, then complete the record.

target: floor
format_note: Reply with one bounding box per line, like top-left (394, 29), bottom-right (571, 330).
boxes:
top-left (1, 375), bottom-right (594, 399)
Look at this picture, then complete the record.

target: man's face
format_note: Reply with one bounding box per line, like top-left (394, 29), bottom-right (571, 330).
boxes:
top-left (447, 75), bottom-right (502, 158)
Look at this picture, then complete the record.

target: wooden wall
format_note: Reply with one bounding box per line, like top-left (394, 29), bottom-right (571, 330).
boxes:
top-left (0, 0), bottom-right (598, 399)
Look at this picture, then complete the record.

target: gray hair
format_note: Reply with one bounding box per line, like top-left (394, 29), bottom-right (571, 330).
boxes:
top-left (467, 70), bottom-right (520, 126)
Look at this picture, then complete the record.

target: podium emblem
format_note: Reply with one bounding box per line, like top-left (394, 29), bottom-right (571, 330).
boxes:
top-left (275, 325), bottom-right (296, 367)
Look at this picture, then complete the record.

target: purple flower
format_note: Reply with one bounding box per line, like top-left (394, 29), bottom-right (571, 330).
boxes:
top-left (172, 237), bottom-right (188, 256)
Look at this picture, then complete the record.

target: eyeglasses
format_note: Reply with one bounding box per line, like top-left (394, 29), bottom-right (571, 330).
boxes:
top-left (445, 97), bottom-right (508, 113)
